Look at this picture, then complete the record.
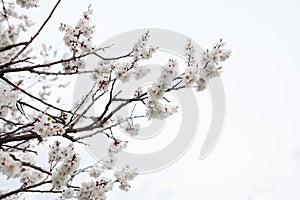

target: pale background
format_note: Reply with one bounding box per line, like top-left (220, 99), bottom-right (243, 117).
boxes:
top-left (8, 0), bottom-right (300, 199)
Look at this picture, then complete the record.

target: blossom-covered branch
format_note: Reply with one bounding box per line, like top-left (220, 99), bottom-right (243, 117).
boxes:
top-left (0, 1), bottom-right (231, 199)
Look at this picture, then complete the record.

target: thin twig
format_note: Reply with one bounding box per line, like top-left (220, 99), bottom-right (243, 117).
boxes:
top-left (11, 0), bottom-right (61, 61)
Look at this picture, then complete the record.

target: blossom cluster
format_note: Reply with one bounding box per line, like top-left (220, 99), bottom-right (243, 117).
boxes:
top-left (33, 114), bottom-right (64, 137)
top-left (91, 31), bottom-right (156, 87)
top-left (133, 30), bottom-right (158, 61)
top-left (0, 0), bottom-right (231, 199)
top-left (143, 59), bottom-right (180, 119)
top-left (18, 152), bottom-right (44, 186)
top-left (101, 140), bottom-right (128, 171)
top-left (114, 62), bottom-right (133, 83)
top-left (91, 60), bottom-right (113, 81)
top-left (147, 59), bottom-right (179, 99)
top-left (47, 138), bottom-right (136, 200)
top-left (183, 39), bottom-right (231, 91)
top-left (20, 170), bottom-right (43, 185)
top-left (201, 39), bottom-right (232, 64)
top-left (123, 123), bottom-right (141, 136)
top-left (0, 2), bottom-right (35, 64)
top-left (0, 22), bottom-right (19, 64)
top-left (114, 164), bottom-right (138, 191)
top-left (0, 82), bottom-right (19, 118)
top-left (112, 115), bottom-right (141, 136)
top-left (0, 147), bottom-right (43, 186)
top-left (16, 0), bottom-right (39, 9)
top-left (0, 151), bottom-right (23, 179)
top-left (49, 141), bottom-right (80, 190)
top-left (185, 39), bottom-right (196, 67)
top-left (145, 98), bottom-right (178, 120)
top-left (59, 140), bottom-right (135, 199)
top-left (59, 8), bottom-right (95, 71)
top-left (76, 178), bottom-right (113, 200)
top-left (92, 61), bottom-right (150, 90)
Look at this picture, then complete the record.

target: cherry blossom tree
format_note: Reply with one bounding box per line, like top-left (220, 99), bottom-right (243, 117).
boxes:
top-left (0, 0), bottom-right (231, 199)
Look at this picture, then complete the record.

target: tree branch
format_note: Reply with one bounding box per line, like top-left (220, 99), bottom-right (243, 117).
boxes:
top-left (10, 0), bottom-right (61, 62)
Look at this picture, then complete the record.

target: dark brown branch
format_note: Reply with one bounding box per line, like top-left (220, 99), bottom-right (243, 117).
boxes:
top-left (23, 190), bottom-right (62, 193)
top-left (17, 100), bottom-right (64, 123)
top-left (1, 144), bottom-right (37, 154)
top-left (69, 89), bottom-right (106, 128)
top-left (11, 0), bottom-right (61, 61)
top-left (0, 42), bottom-right (28, 52)
top-left (67, 82), bottom-right (98, 126)
top-left (0, 57), bottom-right (32, 70)
top-left (0, 180), bottom-right (52, 199)
top-left (0, 51), bottom-right (91, 73)
top-left (28, 69), bottom-right (93, 76)
top-left (0, 120), bottom-right (35, 138)
top-left (0, 117), bottom-right (23, 126)
top-left (1, 0), bottom-right (11, 28)
top-left (22, 162), bottom-right (52, 176)
top-left (9, 154), bottom-right (52, 175)
top-left (0, 132), bottom-right (39, 145)
top-left (0, 76), bottom-right (71, 114)
top-left (93, 50), bottom-right (134, 61)
top-left (97, 79), bottom-right (116, 122)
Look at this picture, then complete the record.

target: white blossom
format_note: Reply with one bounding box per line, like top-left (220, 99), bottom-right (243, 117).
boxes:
top-left (0, 151), bottom-right (23, 179)
top-left (16, 0), bottom-right (39, 9)
top-left (0, 2), bottom-right (231, 198)
top-left (61, 188), bottom-right (74, 199)
top-left (123, 123), bottom-right (140, 136)
top-left (196, 76), bottom-right (208, 91)
top-left (160, 59), bottom-right (179, 83)
top-left (51, 143), bottom-right (80, 189)
top-left (147, 59), bottom-right (179, 100)
top-left (48, 140), bottom-right (63, 163)
top-left (185, 39), bottom-right (196, 66)
top-left (76, 179), bottom-right (113, 200)
top-left (102, 155), bottom-right (117, 170)
top-left (114, 62), bottom-right (132, 82)
top-left (20, 171), bottom-right (43, 185)
top-left (147, 82), bottom-right (167, 100)
top-left (33, 115), bottom-right (64, 137)
top-left (62, 53), bottom-right (86, 72)
top-left (201, 39), bottom-right (231, 64)
top-left (133, 31), bottom-right (158, 61)
top-left (59, 8), bottom-right (95, 72)
top-left (89, 164), bottom-right (104, 178)
top-left (113, 115), bottom-right (125, 124)
top-left (133, 66), bottom-right (150, 80)
top-left (183, 66), bottom-right (199, 86)
top-left (133, 86), bottom-right (144, 97)
top-left (114, 165), bottom-right (137, 191)
top-left (0, 82), bottom-right (19, 118)
top-left (145, 98), bottom-right (178, 120)
top-left (109, 140), bottom-right (127, 154)
top-left (91, 60), bottom-right (113, 81)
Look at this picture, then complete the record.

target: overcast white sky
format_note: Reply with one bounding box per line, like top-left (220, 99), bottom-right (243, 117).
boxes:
top-left (8, 0), bottom-right (300, 199)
